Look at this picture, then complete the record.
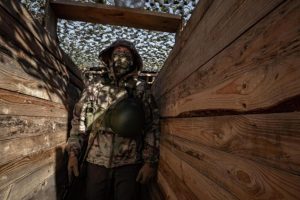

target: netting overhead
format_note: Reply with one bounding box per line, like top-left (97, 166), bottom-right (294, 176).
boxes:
top-left (21, 0), bottom-right (198, 71)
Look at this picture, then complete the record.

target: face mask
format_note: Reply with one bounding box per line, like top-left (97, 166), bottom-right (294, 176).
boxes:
top-left (111, 50), bottom-right (134, 78)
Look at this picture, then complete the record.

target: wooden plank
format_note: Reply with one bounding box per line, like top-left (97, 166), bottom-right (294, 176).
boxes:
top-left (23, 173), bottom-right (57, 200)
top-left (0, 9), bottom-right (83, 90)
top-left (153, 0), bottom-right (284, 98)
top-left (50, 0), bottom-right (182, 33)
top-left (157, 172), bottom-right (178, 200)
top-left (0, 131), bottom-right (66, 166)
top-left (158, 0), bottom-right (300, 117)
top-left (0, 89), bottom-right (68, 118)
top-left (0, 115), bottom-right (67, 140)
top-left (0, 145), bottom-right (64, 189)
top-left (158, 159), bottom-right (198, 200)
top-left (162, 135), bottom-right (300, 200)
top-left (0, 50), bottom-right (64, 104)
top-left (0, 145), bottom-right (66, 200)
top-left (0, 37), bottom-right (81, 106)
top-left (0, 25), bottom-right (81, 108)
top-left (160, 145), bottom-right (237, 200)
top-left (162, 112), bottom-right (300, 175)
top-left (0, 162), bottom-right (55, 200)
top-left (159, 0), bottom-right (214, 83)
top-left (0, 0), bottom-right (83, 82)
top-left (45, 0), bottom-right (58, 41)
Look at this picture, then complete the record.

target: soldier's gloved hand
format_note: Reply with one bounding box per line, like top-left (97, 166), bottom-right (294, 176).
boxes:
top-left (136, 163), bottom-right (155, 184)
top-left (68, 151), bottom-right (79, 182)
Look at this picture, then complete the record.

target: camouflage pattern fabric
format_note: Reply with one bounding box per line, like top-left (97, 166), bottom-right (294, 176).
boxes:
top-left (66, 73), bottom-right (160, 168)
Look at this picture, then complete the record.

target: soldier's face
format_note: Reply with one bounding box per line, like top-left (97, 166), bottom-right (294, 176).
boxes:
top-left (111, 46), bottom-right (134, 78)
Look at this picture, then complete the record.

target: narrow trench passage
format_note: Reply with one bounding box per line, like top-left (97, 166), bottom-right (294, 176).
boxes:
top-left (1, 0), bottom-right (300, 200)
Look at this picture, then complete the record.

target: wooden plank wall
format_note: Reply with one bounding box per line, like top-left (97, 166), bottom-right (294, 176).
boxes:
top-left (152, 0), bottom-right (300, 199)
top-left (0, 0), bottom-right (83, 199)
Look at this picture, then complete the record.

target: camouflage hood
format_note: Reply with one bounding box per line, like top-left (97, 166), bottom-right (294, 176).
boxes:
top-left (98, 39), bottom-right (143, 72)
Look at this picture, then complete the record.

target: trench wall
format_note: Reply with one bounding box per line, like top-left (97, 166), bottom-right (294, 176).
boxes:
top-left (152, 0), bottom-right (300, 199)
top-left (0, 0), bottom-right (83, 199)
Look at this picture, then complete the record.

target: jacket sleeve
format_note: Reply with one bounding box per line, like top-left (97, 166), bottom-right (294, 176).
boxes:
top-left (66, 88), bottom-right (89, 156)
top-left (142, 89), bottom-right (160, 165)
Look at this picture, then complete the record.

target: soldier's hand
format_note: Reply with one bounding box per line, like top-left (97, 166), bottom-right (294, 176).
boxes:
top-left (136, 163), bottom-right (155, 184)
top-left (68, 151), bottom-right (79, 182)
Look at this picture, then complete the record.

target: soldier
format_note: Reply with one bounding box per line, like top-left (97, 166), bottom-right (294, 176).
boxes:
top-left (66, 40), bottom-right (160, 200)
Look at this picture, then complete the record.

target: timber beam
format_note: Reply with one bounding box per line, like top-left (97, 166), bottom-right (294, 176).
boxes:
top-left (50, 0), bottom-right (182, 33)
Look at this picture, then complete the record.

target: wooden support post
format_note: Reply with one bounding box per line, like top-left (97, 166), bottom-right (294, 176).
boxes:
top-left (175, 17), bottom-right (184, 42)
top-left (45, 0), bottom-right (58, 42)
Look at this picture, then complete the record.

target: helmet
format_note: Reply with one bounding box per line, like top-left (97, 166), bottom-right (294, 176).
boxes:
top-left (105, 97), bottom-right (145, 138)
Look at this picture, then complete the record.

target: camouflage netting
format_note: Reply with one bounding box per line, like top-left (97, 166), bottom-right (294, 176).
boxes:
top-left (20, 0), bottom-right (198, 71)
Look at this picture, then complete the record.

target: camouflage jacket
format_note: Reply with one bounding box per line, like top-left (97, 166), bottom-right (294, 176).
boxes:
top-left (66, 77), bottom-right (160, 168)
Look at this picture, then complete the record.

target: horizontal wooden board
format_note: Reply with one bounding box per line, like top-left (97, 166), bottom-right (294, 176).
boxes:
top-left (0, 50), bottom-right (65, 104)
top-left (0, 7), bottom-right (83, 90)
top-left (0, 162), bottom-right (56, 200)
top-left (162, 112), bottom-right (300, 175)
top-left (158, 0), bottom-right (300, 116)
top-left (50, 0), bottom-right (181, 33)
top-left (161, 135), bottom-right (300, 200)
top-left (158, 159), bottom-right (198, 200)
top-left (0, 145), bottom-right (65, 189)
top-left (0, 115), bottom-right (67, 140)
top-left (0, 0), bottom-right (83, 81)
top-left (23, 173), bottom-right (58, 200)
top-left (159, 0), bottom-right (213, 80)
top-left (0, 130), bottom-right (67, 165)
top-left (0, 35), bottom-right (75, 107)
top-left (153, 0), bottom-right (284, 98)
top-left (0, 89), bottom-right (68, 118)
top-left (160, 145), bottom-right (237, 200)
top-left (157, 172), bottom-right (177, 200)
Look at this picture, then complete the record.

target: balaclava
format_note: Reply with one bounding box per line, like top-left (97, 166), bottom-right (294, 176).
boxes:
top-left (111, 47), bottom-right (134, 79)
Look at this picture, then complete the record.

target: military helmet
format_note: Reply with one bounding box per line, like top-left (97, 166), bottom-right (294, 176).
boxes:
top-left (105, 97), bottom-right (145, 138)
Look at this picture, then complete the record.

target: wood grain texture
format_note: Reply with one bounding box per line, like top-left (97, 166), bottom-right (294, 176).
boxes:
top-left (45, 0), bottom-right (58, 41)
top-left (160, 144), bottom-right (238, 200)
top-left (0, 38), bottom-right (81, 106)
top-left (157, 172), bottom-right (178, 200)
top-left (0, 89), bottom-right (68, 118)
top-left (158, 0), bottom-right (300, 117)
top-left (50, 0), bottom-right (181, 33)
top-left (158, 159), bottom-right (198, 200)
top-left (0, 115), bottom-right (67, 140)
top-left (0, 145), bottom-right (64, 189)
top-left (162, 112), bottom-right (300, 175)
top-left (0, 130), bottom-right (67, 165)
top-left (0, 162), bottom-right (56, 200)
top-left (159, 0), bottom-right (214, 83)
top-left (0, 35), bottom-right (80, 108)
top-left (0, 6), bottom-right (83, 90)
top-left (153, 0), bottom-right (284, 98)
top-left (161, 135), bottom-right (300, 200)
top-left (0, 0), bottom-right (83, 82)
top-left (0, 145), bottom-right (66, 200)
top-left (0, 51), bottom-right (65, 104)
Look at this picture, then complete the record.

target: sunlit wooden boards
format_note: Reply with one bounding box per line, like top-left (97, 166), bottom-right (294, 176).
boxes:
top-left (0, 0), bottom-right (83, 89)
top-left (153, 0), bottom-right (300, 199)
top-left (50, 0), bottom-right (182, 32)
top-left (0, 0), bottom-right (82, 199)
